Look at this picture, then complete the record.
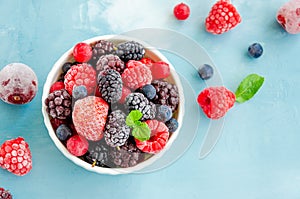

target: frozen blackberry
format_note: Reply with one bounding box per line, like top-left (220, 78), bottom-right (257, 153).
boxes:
top-left (44, 89), bottom-right (72, 119)
top-left (115, 41), bottom-right (145, 62)
top-left (96, 54), bottom-right (125, 74)
top-left (110, 137), bottom-right (144, 168)
top-left (90, 40), bottom-right (116, 66)
top-left (0, 188), bottom-right (12, 199)
top-left (85, 140), bottom-right (112, 168)
top-left (104, 110), bottom-right (130, 147)
top-left (151, 80), bottom-right (179, 112)
top-left (98, 69), bottom-right (123, 104)
top-left (126, 93), bottom-right (156, 120)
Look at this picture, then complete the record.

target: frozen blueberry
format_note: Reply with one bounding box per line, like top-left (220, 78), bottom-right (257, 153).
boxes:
top-left (156, 105), bottom-right (173, 122)
top-left (56, 124), bottom-right (72, 141)
top-left (72, 85), bottom-right (88, 100)
top-left (139, 84), bottom-right (156, 100)
top-left (198, 64), bottom-right (214, 80)
top-left (248, 43), bottom-right (263, 58)
top-left (165, 118), bottom-right (179, 133)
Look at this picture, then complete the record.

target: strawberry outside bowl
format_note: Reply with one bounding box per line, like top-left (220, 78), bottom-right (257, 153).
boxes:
top-left (42, 35), bottom-right (185, 175)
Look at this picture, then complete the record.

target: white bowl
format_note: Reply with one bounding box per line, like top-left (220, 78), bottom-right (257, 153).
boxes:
top-left (42, 35), bottom-right (185, 175)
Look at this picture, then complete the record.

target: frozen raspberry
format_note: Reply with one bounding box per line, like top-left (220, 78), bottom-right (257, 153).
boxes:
top-left (126, 60), bottom-right (144, 69)
top-left (118, 86), bottom-right (131, 104)
top-left (50, 81), bottom-right (65, 93)
top-left (72, 96), bottom-right (109, 141)
top-left (150, 61), bottom-right (170, 80)
top-left (140, 57), bottom-right (154, 67)
top-left (66, 135), bottom-right (89, 156)
top-left (64, 63), bottom-right (96, 95)
top-left (73, 42), bottom-right (92, 63)
top-left (0, 63), bottom-right (38, 105)
top-left (205, 0), bottom-right (241, 34)
top-left (122, 64), bottom-right (152, 90)
top-left (197, 86), bottom-right (235, 119)
top-left (135, 120), bottom-right (169, 154)
top-left (173, 3), bottom-right (190, 20)
top-left (0, 137), bottom-right (32, 176)
top-left (0, 187), bottom-right (12, 199)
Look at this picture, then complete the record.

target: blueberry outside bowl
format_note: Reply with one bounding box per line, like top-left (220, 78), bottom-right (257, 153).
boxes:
top-left (42, 35), bottom-right (185, 175)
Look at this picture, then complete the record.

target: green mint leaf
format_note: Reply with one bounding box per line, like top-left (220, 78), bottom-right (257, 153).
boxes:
top-left (132, 122), bottom-right (151, 142)
top-left (126, 110), bottom-right (143, 127)
top-left (235, 74), bottom-right (264, 103)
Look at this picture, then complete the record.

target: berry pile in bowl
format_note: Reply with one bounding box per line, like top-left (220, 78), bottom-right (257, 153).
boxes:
top-left (42, 35), bottom-right (184, 175)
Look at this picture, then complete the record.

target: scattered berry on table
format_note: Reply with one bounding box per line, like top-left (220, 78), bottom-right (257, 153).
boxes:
top-left (138, 84), bottom-right (156, 100)
top-left (165, 118), bottom-right (179, 133)
top-left (197, 86), bottom-right (235, 119)
top-left (98, 69), bottom-right (123, 104)
top-left (205, 0), bottom-right (242, 34)
top-left (126, 93), bottom-right (156, 121)
top-left (0, 187), bottom-right (12, 199)
top-left (50, 81), bottom-right (65, 93)
top-left (85, 140), bottom-right (112, 167)
top-left (151, 80), bottom-right (180, 112)
top-left (72, 96), bottom-right (109, 141)
top-left (66, 135), bottom-right (89, 157)
top-left (156, 105), bottom-right (173, 122)
top-left (110, 137), bottom-right (144, 168)
top-left (72, 42), bottom-right (92, 63)
top-left (248, 43), bottom-right (263, 58)
top-left (64, 63), bottom-right (96, 95)
top-left (45, 89), bottom-right (72, 120)
top-left (198, 64), bottom-right (214, 80)
top-left (0, 137), bottom-right (32, 176)
top-left (0, 63), bottom-right (38, 105)
top-left (276, 0), bottom-right (300, 34)
top-left (135, 120), bottom-right (169, 154)
top-left (56, 124), bottom-right (73, 141)
top-left (140, 57), bottom-right (154, 67)
top-left (173, 3), bottom-right (190, 20)
top-left (72, 85), bottom-right (88, 100)
top-left (150, 61), bottom-right (170, 80)
top-left (104, 110), bottom-right (130, 147)
top-left (96, 54), bottom-right (125, 74)
top-left (118, 86), bottom-right (131, 104)
top-left (122, 63), bottom-right (152, 90)
top-left (90, 40), bottom-right (116, 66)
top-left (115, 41), bottom-right (145, 62)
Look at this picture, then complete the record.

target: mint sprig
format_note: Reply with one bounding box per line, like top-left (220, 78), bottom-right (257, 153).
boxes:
top-left (126, 110), bottom-right (150, 141)
top-left (235, 74), bottom-right (264, 103)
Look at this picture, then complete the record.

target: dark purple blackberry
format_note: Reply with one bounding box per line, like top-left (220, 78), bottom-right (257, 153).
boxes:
top-left (104, 110), bottom-right (130, 147)
top-left (151, 80), bottom-right (179, 112)
top-left (44, 89), bottom-right (72, 119)
top-left (115, 41), bottom-right (145, 62)
top-left (85, 140), bottom-right (113, 168)
top-left (58, 62), bottom-right (79, 82)
top-left (0, 188), bottom-right (12, 199)
top-left (90, 40), bottom-right (116, 66)
top-left (110, 137), bottom-right (145, 168)
top-left (96, 54), bottom-right (125, 74)
top-left (98, 69), bottom-right (123, 104)
top-left (126, 93), bottom-right (156, 120)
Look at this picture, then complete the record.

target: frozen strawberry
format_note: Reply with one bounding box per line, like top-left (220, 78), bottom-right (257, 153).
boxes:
top-left (66, 135), bottom-right (89, 156)
top-left (151, 61), bottom-right (170, 80)
top-left (205, 0), bottom-right (242, 34)
top-left (140, 57), bottom-right (154, 67)
top-left (135, 120), bottom-right (169, 154)
top-left (72, 96), bottom-right (109, 141)
top-left (0, 137), bottom-right (32, 176)
top-left (122, 64), bottom-right (152, 90)
top-left (49, 81), bottom-right (65, 93)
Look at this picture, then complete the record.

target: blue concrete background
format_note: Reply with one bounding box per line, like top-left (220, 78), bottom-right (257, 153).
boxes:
top-left (1, 0), bottom-right (300, 198)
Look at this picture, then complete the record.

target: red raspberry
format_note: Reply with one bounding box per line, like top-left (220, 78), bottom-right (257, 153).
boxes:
top-left (197, 86), bottom-right (235, 119)
top-left (135, 120), bottom-right (169, 154)
top-left (140, 58), bottom-right (154, 67)
top-left (122, 64), bottom-right (152, 90)
top-left (0, 187), bottom-right (12, 199)
top-left (49, 81), bottom-right (65, 93)
top-left (64, 63), bottom-right (96, 95)
top-left (66, 135), bottom-right (89, 156)
top-left (72, 96), bottom-right (109, 141)
top-left (118, 86), bottom-right (131, 104)
top-left (0, 137), bottom-right (32, 176)
top-left (205, 0), bottom-right (241, 34)
top-left (126, 60), bottom-right (144, 69)
top-left (173, 3), bottom-right (190, 20)
top-left (150, 61), bottom-right (170, 80)
top-left (73, 42), bottom-right (92, 63)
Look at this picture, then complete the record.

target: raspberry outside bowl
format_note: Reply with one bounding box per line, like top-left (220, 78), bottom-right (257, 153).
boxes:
top-left (42, 35), bottom-right (185, 175)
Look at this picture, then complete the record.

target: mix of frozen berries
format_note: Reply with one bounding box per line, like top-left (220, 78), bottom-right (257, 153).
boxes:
top-left (173, 3), bottom-right (190, 20)
top-left (44, 39), bottom-right (181, 169)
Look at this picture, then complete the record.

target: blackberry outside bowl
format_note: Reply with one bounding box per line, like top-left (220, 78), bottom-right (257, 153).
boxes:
top-left (42, 35), bottom-right (185, 175)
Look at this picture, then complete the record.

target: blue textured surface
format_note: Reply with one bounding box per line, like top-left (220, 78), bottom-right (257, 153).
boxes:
top-left (1, 0), bottom-right (300, 198)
